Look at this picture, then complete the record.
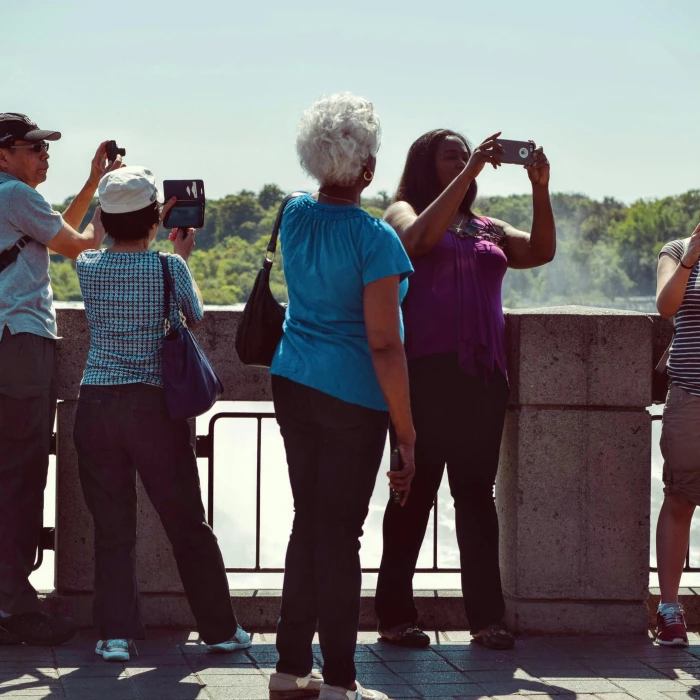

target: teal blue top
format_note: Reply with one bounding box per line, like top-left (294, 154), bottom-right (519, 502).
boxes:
top-left (270, 195), bottom-right (413, 411)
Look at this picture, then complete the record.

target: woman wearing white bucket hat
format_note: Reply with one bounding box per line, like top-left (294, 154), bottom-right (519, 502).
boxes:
top-left (73, 166), bottom-right (251, 662)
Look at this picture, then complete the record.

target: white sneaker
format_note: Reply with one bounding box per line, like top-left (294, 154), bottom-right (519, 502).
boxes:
top-left (95, 639), bottom-right (131, 662)
top-left (269, 670), bottom-right (323, 698)
top-left (206, 625), bottom-right (252, 652)
top-left (319, 682), bottom-right (388, 700)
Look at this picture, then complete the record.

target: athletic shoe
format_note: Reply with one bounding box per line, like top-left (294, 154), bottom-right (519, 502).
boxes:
top-left (0, 612), bottom-right (76, 646)
top-left (378, 623), bottom-right (430, 648)
top-left (655, 603), bottom-right (689, 647)
top-left (269, 670), bottom-right (323, 699)
top-left (95, 639), bottom-right (132, 661)
top-left (319, 682), bottom-right (388, 700)
top-left (206, 625), bottom-right (252, 652)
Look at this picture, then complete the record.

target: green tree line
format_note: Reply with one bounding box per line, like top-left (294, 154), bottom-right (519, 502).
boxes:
top-left (49, 186), bottom-right (700, 307)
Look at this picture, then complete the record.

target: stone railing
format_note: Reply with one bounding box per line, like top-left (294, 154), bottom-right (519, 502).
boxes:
top-left (47, 306), bottom-right (667, 635)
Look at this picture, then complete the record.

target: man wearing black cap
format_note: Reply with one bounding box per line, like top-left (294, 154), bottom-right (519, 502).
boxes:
top-left (0, 112), bottom-right (120, 645)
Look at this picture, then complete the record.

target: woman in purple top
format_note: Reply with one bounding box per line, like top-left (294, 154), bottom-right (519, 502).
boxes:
top-left (375, 129), bottom-right (555, 649)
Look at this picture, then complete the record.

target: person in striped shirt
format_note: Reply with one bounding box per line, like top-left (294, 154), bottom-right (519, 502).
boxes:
top-left (655, 223), bottom-right (700, 647)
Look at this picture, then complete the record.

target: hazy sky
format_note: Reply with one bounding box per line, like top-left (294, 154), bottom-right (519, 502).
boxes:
top-left (5, 0), bottom-right (699, 207)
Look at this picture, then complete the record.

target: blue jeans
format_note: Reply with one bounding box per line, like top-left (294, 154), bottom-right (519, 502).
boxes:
top-left (272, 375), bottom-right (388, 687)
top-left (74, 383), bottom-right (237, 642)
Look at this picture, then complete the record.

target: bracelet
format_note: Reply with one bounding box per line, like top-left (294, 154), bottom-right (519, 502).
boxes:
top-left (680, 260), bottom-right (694, 270)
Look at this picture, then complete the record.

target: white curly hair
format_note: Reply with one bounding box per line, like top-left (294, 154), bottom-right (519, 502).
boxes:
top-left (296, 92), bottom-right (381, 187)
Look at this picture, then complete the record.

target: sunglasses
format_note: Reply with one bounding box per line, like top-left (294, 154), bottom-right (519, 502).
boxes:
top-left (10, 142), bottom-right (50, 153)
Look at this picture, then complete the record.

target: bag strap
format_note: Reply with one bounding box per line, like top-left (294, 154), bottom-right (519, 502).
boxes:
top-left (263, 191), bottom-right (307, 271)
top-left (0, 235), bottom-right (31, 275)
top-left (158, 252), bottom-right (186, 333)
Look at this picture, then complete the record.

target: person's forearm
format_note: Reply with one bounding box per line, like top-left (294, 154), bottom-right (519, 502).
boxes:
top-left (401, 169), bottom-right (475, 257)
top-left (529, 184), bottom-right (556, 263)
top-left (62, 180), bottom-right (98, 230)
top-left (370, 345), bottom-right (415, 443)
top-left (658, 265), bottom-right (692, 318)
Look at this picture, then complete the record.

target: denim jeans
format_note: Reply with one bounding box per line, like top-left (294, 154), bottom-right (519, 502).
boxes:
top-left (0, 329), bottom-right (56, 615)
top-left (376, 353), bottom-right (509, 634)
top-left (272, 375), bottom-right (388, 688)
top-left (73, 383), bottom-right (237, 642)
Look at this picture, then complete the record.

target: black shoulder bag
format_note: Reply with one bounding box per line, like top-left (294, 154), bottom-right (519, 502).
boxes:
top-left (235, 191), bottom-right (306, 367)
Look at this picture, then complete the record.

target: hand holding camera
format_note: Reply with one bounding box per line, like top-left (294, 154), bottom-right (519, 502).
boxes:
top-left (464, 132), bottom-right (505, 180)
top-left (89, 141), bottom-right (125, 188)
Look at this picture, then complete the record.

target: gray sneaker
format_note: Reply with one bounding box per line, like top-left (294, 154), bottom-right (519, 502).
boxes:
top-left (269, 670), bottom-right (323, 698)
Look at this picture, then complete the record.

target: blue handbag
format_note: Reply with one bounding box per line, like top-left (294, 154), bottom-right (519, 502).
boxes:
top-left (158, 253), bottom-right (224, 420)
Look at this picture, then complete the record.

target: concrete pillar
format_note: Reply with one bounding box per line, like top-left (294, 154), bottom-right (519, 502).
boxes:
top-left (497, 307), bottom-right (653, 635)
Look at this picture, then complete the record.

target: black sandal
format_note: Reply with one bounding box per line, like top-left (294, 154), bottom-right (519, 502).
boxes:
top-left (472, 625), bottom-right (515, 650)
top-left (378, 625), bottom-right (431, 648)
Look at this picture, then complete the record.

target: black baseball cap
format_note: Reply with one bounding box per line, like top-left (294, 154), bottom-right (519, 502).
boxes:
top-left (0, 113), bottom-right (61, 147)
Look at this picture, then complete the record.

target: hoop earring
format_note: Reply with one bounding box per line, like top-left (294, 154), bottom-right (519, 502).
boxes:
top-left (363, 171), bottom-right (374, 182)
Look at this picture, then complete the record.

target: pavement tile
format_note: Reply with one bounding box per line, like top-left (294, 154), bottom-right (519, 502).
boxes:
top-left (372, 647), bottom-right (445, 662)
top-left (477, 680), bottom-right (561, 695)
top-left (57, 666), bottom-right (125, 678)
top-left (584, 661), bottom-right (656, 671)
top-left (410, 682), bottom-right (487, 696)
top-left (0, 671), bottom-right (60, 681)
top-left (357, 673), bottom-right (408, 686)
top-left (206, 685), bottom-right (269, 699)
top-left (394, 671), bottom-right (466, 684)
top-left (123, 664), bottom-right (193, 677)
top-left (365, 684), bottom-right (421, 697)
top-left (442, 657), bottom-right (520, 672)
top-left (135, 689), bottom-right (211, 700)
top-left (60, 677), bottom-right (138, 699)
top-left (609, 679), bottom-right (692, 697)
top-left (196, 673), bottom-right (268, 687)
top-left (535, 670), bottom-right (604, 680)
top-left (518, 660), bottom-right (592, 671)
top-left (0, 692), bottom-right (65, 699)
top-left (592, 694), bottom-right (639, 700)
top-left (598, 671), bottom-right (671, 681)
top-left (547, 680), bottom-right (626, 694)
top-left (196, 667), bottom-right (265, 676)
top-left (465, 669), bottom-right (541, 683)
top-left (387, 660), bottom-right (458, 674)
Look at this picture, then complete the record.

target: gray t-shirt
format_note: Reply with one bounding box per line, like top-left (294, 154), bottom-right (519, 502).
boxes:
top-left (0, 173), bottom-right (64, 339)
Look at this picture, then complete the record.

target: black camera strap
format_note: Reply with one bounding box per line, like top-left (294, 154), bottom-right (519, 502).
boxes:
top-left (0, 235), bottom-right (31, 275)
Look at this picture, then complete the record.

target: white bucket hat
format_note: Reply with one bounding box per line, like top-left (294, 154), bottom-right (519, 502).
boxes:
top-left (98, 166), bottom-right (163, 214)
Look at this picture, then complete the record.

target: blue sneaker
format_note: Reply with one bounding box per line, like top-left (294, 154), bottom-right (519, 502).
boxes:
top-left (206, 625), bottom-right (252, 652)
top-left (95, 639), bottom-right (132, 661)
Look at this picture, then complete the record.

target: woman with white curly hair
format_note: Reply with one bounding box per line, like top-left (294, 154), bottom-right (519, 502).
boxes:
top-left (266, 93), bottom-right (415, 700)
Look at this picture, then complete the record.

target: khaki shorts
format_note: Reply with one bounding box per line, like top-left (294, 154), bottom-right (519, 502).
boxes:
top-left (660, 384), bottom-right (700, 504)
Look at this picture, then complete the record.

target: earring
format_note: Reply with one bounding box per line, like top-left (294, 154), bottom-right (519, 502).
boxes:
top-left (363, 171), bottom-right (374, 182)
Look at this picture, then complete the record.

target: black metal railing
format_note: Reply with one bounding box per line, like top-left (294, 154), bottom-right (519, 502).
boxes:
top-left (36, 408), bottom-right (690, 577)
top-left (205, 411), bottom-right (459, 574)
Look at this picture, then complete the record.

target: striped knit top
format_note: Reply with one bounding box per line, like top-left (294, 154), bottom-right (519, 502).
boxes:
top-left (660, 239), bottom-right (700, 396)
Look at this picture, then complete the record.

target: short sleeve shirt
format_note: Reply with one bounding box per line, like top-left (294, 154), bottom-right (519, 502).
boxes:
top-left (660, 239), bottom-right (700, 396)
top-left (270, 195), bottom-right (413, 411)
top-left (0, 173), bottom-right (64, 339)
top-left (76, 249), bottom-right (203, 387)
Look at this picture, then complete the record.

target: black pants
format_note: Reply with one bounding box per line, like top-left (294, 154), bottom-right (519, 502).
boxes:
top-left (73, 383), bottom-right (237, 643)
top-left (376, 353), bottom-right (509, 634)
top-left (0, 329), bottom-right (56, 615)
top-left (272, 376), bottom-right (388, 688)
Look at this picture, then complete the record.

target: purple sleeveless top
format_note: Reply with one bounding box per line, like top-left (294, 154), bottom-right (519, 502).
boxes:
top-left (402, 216), bottom-right (508, 381)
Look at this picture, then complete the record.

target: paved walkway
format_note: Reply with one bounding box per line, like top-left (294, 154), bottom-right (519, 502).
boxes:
top-left (4, 630), bottom-right (700, 699)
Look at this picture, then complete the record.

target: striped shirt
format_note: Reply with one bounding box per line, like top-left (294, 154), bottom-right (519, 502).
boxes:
top-left (76, 249), bottom-right (203, 387)
top-left (660, 239), bottom-right (700, 397)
